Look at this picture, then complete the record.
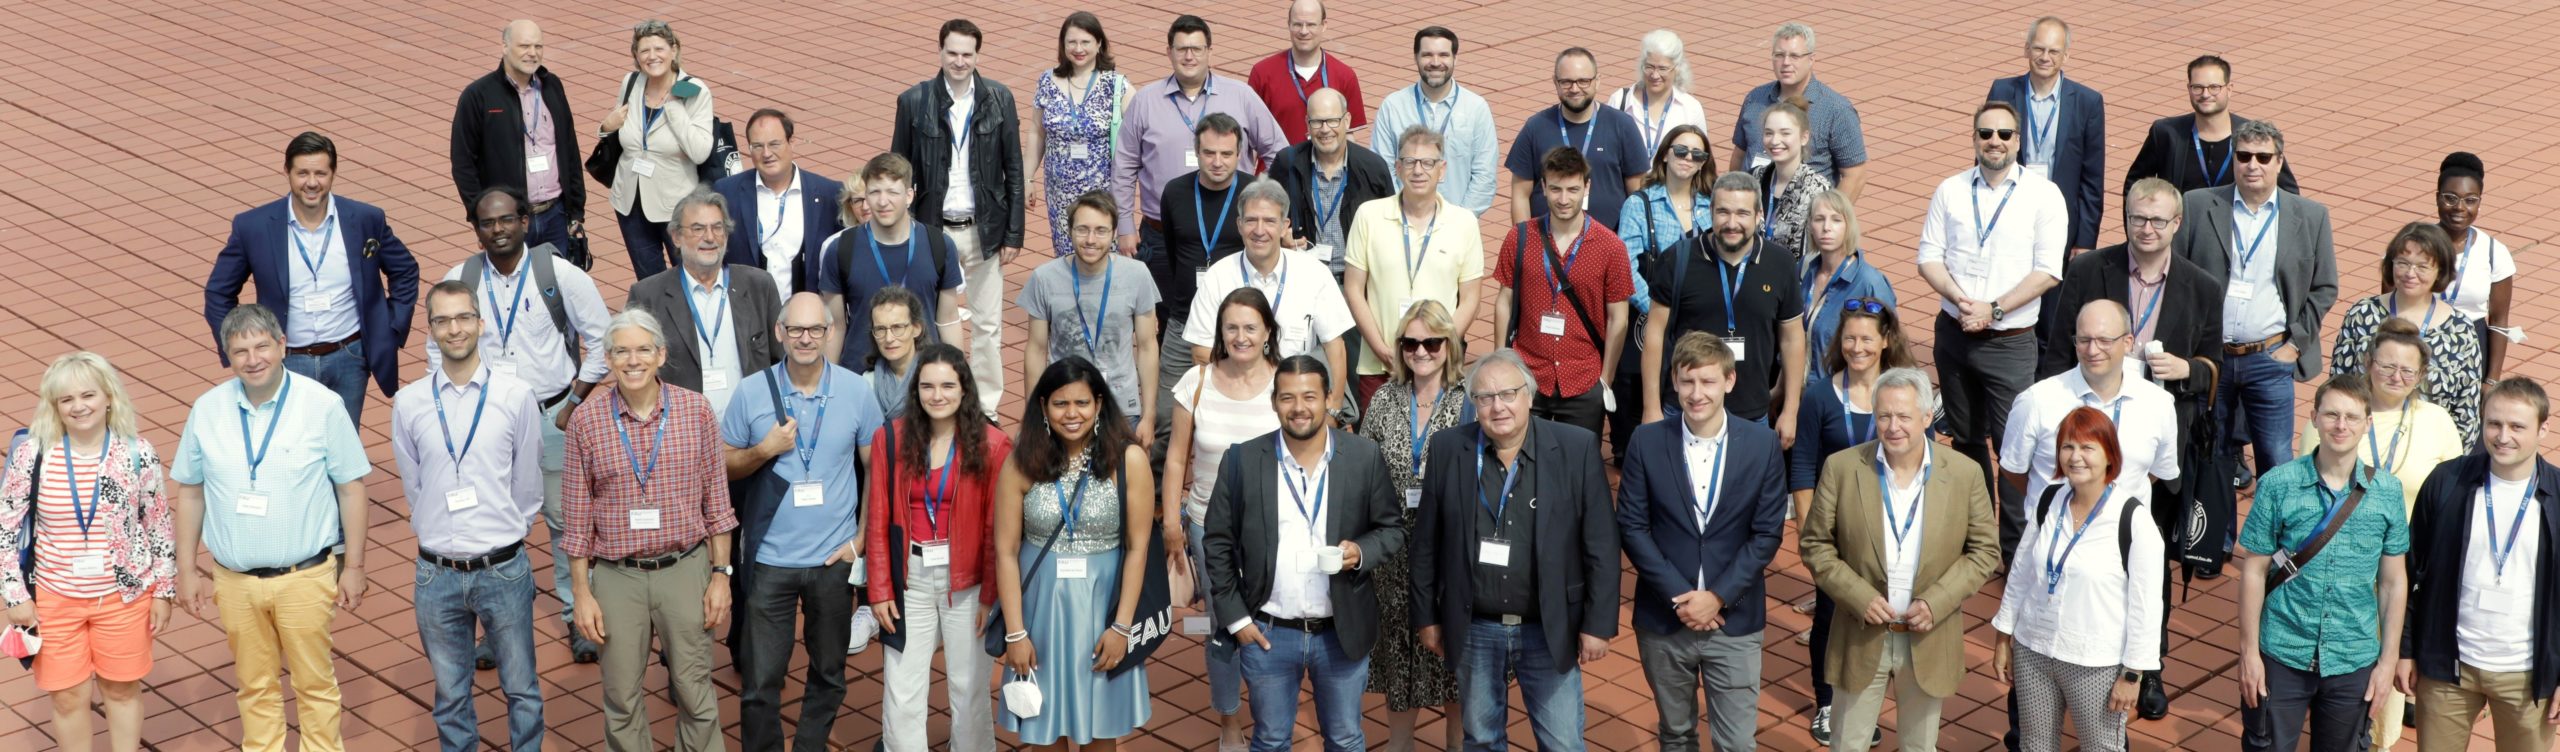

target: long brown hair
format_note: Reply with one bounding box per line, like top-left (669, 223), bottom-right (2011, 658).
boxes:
top-left (895, 344), bottom-right (993, 477)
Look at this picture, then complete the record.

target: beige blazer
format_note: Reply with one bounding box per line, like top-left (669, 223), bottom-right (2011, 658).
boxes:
top-left (1800, 441), bottom-right (2002, 697)
top-left (608, 73), bottom-right (716, 221)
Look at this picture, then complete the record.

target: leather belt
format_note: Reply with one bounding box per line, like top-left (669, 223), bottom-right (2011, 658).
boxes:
top-left (235, 550), bottom-right (337, 579)
top-left (1481, 613), bottom-right (1535, 627)
top-left (287, 332), bottom-right (362, 357)
top-left (1140, 217), bottom-right (1168, 234)
top-left (603, 542), bottom-right (703, 571)
top-left (539, 387), bottom-right (572, 411)
top-left (940, 215), bottom-right (976, 228)
top-left (1886, 621), bottom-right (1912, 632)
top-left (1265, 616), bottom-right (1334, 633)
top-left (420, 541), bottom-right (523, 572)
top-left (2225, 333), bottom-right (2289, 356)
top-left (1939, 312), bottom-right (2034, 340)
top-left (528, 199), bottom-right (559, 216)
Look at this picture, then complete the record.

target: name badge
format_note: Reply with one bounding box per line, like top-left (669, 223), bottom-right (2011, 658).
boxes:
top-left (1183, 615), bottom-right (1212, 635)
top-left (792, 481), bottom-right (825, 508)
top-left (1398, 298), bottom-right (1419, 318)
top-left (1280, 332), bottom-right (1309, 356)
top-left (1887, 568), bottom-right (1914, 599)
top-left (69, 555), bottom-right (107, 578)
top-left (1279, 546), bottom-right (1317, 574)
top-left (848, 557), bottom-right (867, 585)
top-left (488, 360), bottom-right (518, 378)
top-left (2468, 586), bottom-right (2520, 616)
top-left (1068, 142), bottom-right (1090, 161)
top-left (631, 159), bottom-right (657, 178)
top-left (1057, 556), bottom-right (1090, 579)
top-left (1953, 256), bottom-right (1987, 278)
top-left (1477, 538), bottom-right (1511, 567)
top-left (1193, 267), bottom-right (1209, 291)
top-left (1722, 336), bottom-right (1748, 362)
top-left (300, 292), bottom-right (333, 311)
top-left (2228, 281), bottom-right (2259, 301)
top-left (920, 541), bottom-right (951, 568)
top-left (2023, 163), bottom-right (2050, 181)
top-left (235, 493), bottom-right (271, 517)
top-left (1184, 150), bottom-right (1199, 169)
top-left (629, 508), bottom-right (663, 530)
top-left (1539, 313), bottom-right (1567, 336)
top-left (1309, 243), bottom-right (1335, 262)
top-left (527, 154), bottom-right (552, 173)
top-left (701, 370), bottom-right (729, 392)
top-left (1404, 488), bottom-right (1422, 509)
top-left (446, 487), bottom-right (480, 511)
top-left (1749, 154), bottom-right (1773, 171)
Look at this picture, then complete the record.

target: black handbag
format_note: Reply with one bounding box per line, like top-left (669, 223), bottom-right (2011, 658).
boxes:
top-left (723, 370), bottom-right (794, 658)
top-left (582, 73), bottom-right (641, 188)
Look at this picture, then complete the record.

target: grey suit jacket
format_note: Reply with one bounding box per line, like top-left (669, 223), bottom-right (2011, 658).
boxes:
top-left (627, 265), bottom-right (786, 394)
top-left (1202, 429), bottom-right (1406, 659)
top-left (2170, 187), bottom-right (2338, 381)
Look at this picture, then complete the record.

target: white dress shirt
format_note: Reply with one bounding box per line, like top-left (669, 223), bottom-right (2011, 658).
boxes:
top-left (943, 78), bottom-right (978, 218)
top-left (2000, 367), bottom-right (2181, 508)
top-left (1916, 166), bottom-right (2069, 330)
top-left (685, 270), bottom-right (743, 418)
top-left (1244, 435), bottom-right (1337, 628)
top-left (1991, 482), bottom-right (2168, 670)
top-left (1879, 445), bottom-right (1930, 613)
top-left (2457, 472), bottom-right (2540, 671)
top-left (756, 169), bottom-right (806, 295)
top-left (390, 363), bottom-right (548, 559)
top-left (284, 196), bottom-right (360, 346)
top-left (1183, 248), bottom-right (1357, 358)
top-left (2224, 189), bottom-right (2288, 342)
top-left (1682, 417), bottom-right (1731, 590)
top-left (435, 252), bottom-right (612, 399)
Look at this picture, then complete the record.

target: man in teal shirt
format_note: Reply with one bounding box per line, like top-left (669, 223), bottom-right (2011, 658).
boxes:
top-left (2234, 373), bottom-right (2407, 752)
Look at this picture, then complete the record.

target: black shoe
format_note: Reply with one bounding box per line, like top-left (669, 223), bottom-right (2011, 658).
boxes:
top-left (568, 623), bottom-right (601, 664)
top-left (2405, 700), bottom-right (2417, 727)
top-left (474, 635), bottom-right (497, 671)
top-left (2138, 671), bottom-right (2169, 720)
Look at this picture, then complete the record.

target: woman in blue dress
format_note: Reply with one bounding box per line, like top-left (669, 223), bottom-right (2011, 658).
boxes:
top-left (1029, 12), bottom-right (1135, 256)
top-left (994, 356), bottom-right (1157, 748)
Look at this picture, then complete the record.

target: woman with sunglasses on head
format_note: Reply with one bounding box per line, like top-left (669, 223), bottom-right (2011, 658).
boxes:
top-left (1786, 297), bottom-right (1917, 744)
top-left (2329, 222), bottom-right (2485, 445)
top-left (1352, 300), bottom-right (1467, 752)
top-left (1751, 96), bottom-right (1835, 267)
top-left (1795, 189), bottom-right (1896, 383)
top-left (1159, 288), bottom-right (1284, 749)
top-left (864, 344), bottom-right (1008, 752)
top-left (2430, 151), bottom-right (2514, 381)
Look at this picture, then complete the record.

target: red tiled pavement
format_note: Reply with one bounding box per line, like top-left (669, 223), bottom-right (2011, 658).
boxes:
top-left (2, 0), bottom-right (2557, 750)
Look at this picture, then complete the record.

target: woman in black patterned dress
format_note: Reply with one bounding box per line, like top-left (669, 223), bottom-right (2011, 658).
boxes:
top-left (1354, 300), bottom-right (1468, 752)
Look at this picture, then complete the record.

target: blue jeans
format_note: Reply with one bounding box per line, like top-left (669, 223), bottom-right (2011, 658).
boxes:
top-left (1458, 619), bottom-right (1585, 751)
top-left (1239, 621), bottom-right (1369, 751)
top-left (538, 398), bottom-right (575, 623)
top-left (618, 208), bottom-right (677, 280)
top-left (2219, 350), bottom-right (2299, 477)
top-left (1185, 520), bottom-right (1245, 715)
top-left (414, 551), bottom-right (542, 752)
top-left (527, 201), bottom-right (573, 257)
top-left (283, 339), bottom-right (367, 424)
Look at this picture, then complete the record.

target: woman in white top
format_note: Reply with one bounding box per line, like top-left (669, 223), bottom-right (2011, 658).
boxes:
top-left (2432, 151), bottom-right (2515, 380)
top-left (1993, 406), bottom-right (2166, 752)
top-left (1159, 286), bottom-right (1282, 751)
top-left (601, 19), bottom-right (716, 281)
top-left (1606, 30), bottom-right (1711, 159)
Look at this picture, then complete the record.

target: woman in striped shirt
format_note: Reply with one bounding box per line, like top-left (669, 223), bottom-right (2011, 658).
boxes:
top-left (0, 351), bottom-right (176, 752)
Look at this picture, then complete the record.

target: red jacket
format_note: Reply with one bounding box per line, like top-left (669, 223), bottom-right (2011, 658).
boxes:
top-left (865, 421), bottom-right (1012, 604)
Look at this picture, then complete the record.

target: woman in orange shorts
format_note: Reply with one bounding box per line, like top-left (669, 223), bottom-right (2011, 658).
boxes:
top-left (1, 352), bottom-right (175, 752)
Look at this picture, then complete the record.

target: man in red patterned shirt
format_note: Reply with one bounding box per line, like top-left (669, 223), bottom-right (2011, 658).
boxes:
top-left (1491, 147), bottom-right (1634, 439)
top-left (561, 307), bottom-right (740, 752)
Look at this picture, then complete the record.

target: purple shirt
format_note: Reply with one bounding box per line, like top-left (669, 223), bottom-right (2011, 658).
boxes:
top-left (520, 76), bottom-right (560, 203)
top-left (1111, 73), bottom-right (1288, 230)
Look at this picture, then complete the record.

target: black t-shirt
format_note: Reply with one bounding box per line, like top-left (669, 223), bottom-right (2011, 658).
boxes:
top-left (1645, 237), bottom-right (1803, 419)
top-left (1150, 172), bottom-right (1252, 322)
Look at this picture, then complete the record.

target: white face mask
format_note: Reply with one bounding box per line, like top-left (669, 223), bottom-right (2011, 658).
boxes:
top-left (1003, 670), bottom-right (1044, 718)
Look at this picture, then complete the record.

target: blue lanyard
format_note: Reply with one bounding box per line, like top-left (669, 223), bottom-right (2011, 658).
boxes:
top-left (1677, 425), bottom-right (1729, 534)
top-left (483, 261), bottom-right (530, 353)
top-left (1715, 253), bottom-right (1746, 335)
top-left (2041, 485), bottom-right (2113, 595)
top-left (1834, 375), bottom-right (1873, 444)
top-left (1290, 58), bottom-right (1331, 103)
top-left (2027, 89), bottom-right (2059, 159)
top-left (612, 388), bottom-right (670, 491)
top-left (2294, 474), bottom-right (2358, 553)
top-left (1195, 182), bottom-right (1237, 257)
top-left (922, 437), bottom-right (957, 539)
top-left (780, 369), bottom-right (830, 475)
top-left (949, 86), bottom-right (977, 159)
top-left (290, 214), bottom-right (337, 278)
top-left (1761, 182), bottom-right (1781, 242)
top-left (641, 105), bottom-right (662, 152)
top-left (1877, 451), bottom-right (1930, 548)
top-left (1070, 260), bottom-right (1114, 351)
top-left (2442, 228), bottom-right (2479, 305)
top-left (2191, 125), bottom-right (2229, 185)
top-left (1636, 89), bottom-right (1668, 152)
top-left (1414, 85), bottom-right (1458, 134)
top-left (1281, 446), bottom-right (1333, 537)
top-left (432, 370), bottom-right (491, 474)
top-left (2234, 190), bottom-right (2278, 269)
top-left (237, 378), bottom-right (292, 486)
top-left (1556, 111), bottom-right (1593, 156)
top-left (1408, 387), bottom-right (1436, 476)
top-left (759, 188), bottom-right (792, 247)
top-left (1399, 204), bottom-right (1438, 279)
top-left (1475, 432), bottom-right (1524, 525)
top-left (1241, 253), bottom-right (1288, 310)
top-left (1801, 250), bottom-right (1856, 312)
top-left (1073, 71), bottom-right (1103, 114)
top-left (1314, 170), bottom-right (1348, 232)
top-left (1539, 216), bottom-right (1589, 300)
top-left (2367, 398), bottom-right (2415, 476)
top-left (868, 229), bottom-right (920, 289)
top-left (60, 438), bottom-right (99, 536)
top-left (1169, 77), bottom-right (1211, 129)
top-left (520, 83), bottom-right (547, 138)
top-left (1053, 463), bottom-right (1095, 540)
top-left (2483, 474), bottom-right (2540, 582)
top-left (682, 268), bottom-right (731, 352)
top-left (2388, 294), bottom-right (2438, 330)
top-left (2130, 270), bottom-right (2166, 337)
top-left (1972, 175), bottom-right (2018, 246)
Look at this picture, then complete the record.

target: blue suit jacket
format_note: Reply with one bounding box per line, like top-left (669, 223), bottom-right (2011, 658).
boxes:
top-left (203, 197), bottom-right (420, 397)
top-left (1617, 415), bottom-right (1789, 637)
top-left (1988, 75), bottom-right (2106, 250)
top-left (714, 169), bottom-right (846, 296)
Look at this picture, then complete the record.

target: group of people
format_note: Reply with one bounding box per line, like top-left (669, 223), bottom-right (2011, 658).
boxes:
top-left (0, 5), bottom-right (2547, 752)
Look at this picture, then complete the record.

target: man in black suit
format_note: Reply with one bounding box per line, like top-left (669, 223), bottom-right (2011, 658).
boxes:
top-left (2123, 55), bottom-right (2299, 195)
top-left (1268, 88), bottom-right (1394, 280)
top-left (713, 108), bottom-right (844, 297)
top-left (626, 189), bottom-right (786, 420)
top-left (1412, 348), bottom-right (1621, 750)
top-left (449, 19), bottom-right (584, 256)
top-left (1203, 355), bottom-right (1405, 751)
top-left (1618, 333), bottom-right (1789, 752)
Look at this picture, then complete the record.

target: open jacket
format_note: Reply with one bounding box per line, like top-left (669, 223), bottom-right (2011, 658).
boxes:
top-left (0, 436), bottom-right (175, 607)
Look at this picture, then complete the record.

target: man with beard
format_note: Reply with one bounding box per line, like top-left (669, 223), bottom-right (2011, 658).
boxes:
top-left (2124, 55), bottom-right (2299, 194)
top-left (629, 190), bottom-right (787, 421)
top-left (1638, 172), bottom-right (1804, 442)
top-left (1506, 47), bottom-right (1648, 231)
top-left (1371, 27), bottom-right (1497, 214)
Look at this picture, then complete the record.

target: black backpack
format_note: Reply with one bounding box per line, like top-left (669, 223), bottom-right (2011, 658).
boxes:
top-left (2034, 484), bottom-right (2144, 574)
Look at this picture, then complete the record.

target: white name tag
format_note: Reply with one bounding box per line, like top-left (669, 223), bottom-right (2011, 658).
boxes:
top-left (1309, 243), bottom-right (1335, 262)
top-left (69, 555), bottom-right (107, 578)
top-left (236, 493), bottom-right (270, 517)
top-left (446, 487), bottom-right (481, 511)
top-left (1057, 556), bottom-right (1090, 579)
top-left (300, 292), bottom-right (333, 311)
top-left (1723, 336), bottom-right (1748, 362)
top-left (1539, 313), bottom-right (1567, 336)
top-left (2228, 281), bottom-right (2259, 301)
top-left (1404, 488), bottom-right (1422, 509)
top-left (2468, 587), bottom-right (2520, 615)
top-left (1184, 150), bottom-right (1199, 169)
top-left (629, 508), bottom-right (663, 530)
top-left (921, 541), bottom-right (951, 568)
top-left (2024, 163), bottom-right (2050, 181)
top-left (701, 370), bottom-right (729, 392)
top-left (1281, 333), bottom-right (1309, 356)
top-left (1194, 268), bottom-right (1209, 291)
top-left (1478, 538), bottom-right (1511, 567)
top-left (527, 154), bottom-right (552, 173)
top-left (1749, 155), bottom-right (1773, 171)
top-left (1398, 298), bottom-right (1419, 318)
top-left (848, 557), bottom-right (867, 585)
top-left (1887, 569), bottom-right (1914, 605)
top-left (1183, 616), bottom-right (1212, 635)
top-left (792, 481), bottom-right (825, 508)
top-left (488, 360), bottom-right (518, 378)
top-left (1281, 547), bottom-right (1319, 574)
top-left (1068, 142), bottom-right (1090, 161)
top-left (631, 159), bottom-right (657, 178)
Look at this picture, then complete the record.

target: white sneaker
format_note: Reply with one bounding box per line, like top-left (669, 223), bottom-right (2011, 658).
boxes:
top-left (848, 605), bottom-right (879, 655)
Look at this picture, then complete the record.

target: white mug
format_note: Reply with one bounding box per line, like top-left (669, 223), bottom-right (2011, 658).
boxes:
top-left (1317, 545), bottom-right (1345, 574)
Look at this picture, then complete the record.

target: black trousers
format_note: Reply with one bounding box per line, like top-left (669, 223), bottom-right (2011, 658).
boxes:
top-left (1531, 381), bottom-right (1607, 438)
top-left (737, 560), bottom-right (856, 752)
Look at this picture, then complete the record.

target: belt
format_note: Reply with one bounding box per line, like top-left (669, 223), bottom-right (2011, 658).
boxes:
top-left (2225, 332), bottom-right (2289, 356)
top-left (603, 542), bottom-right (703, 571)
top-left (1265, 616), bottom-right (1334, 634)
top-left (1886, 621), bottom-right (1912, 633)
top-left (420, 541), bottom-right (523, 572)
top-left (235, 550), bottom-right (338, 578)
top-left (528, 199), bottom-right (558, 216)
top-left (1479, 613), bottom-right (1535, 627)
top-left (287, 332), bottom-right (361, 357)
top-left (1140, 217), bottom-right (1167, 234)
top-left (539, 386), bottom-right (573, 411)
top-left (940, 214), bottom-right (976, 228)
top-left (1939, 312), bottom-right (2034, 340)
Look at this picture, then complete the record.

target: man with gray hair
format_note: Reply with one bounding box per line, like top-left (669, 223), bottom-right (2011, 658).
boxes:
top-left (450, 19), bottom-right (585, 259)
top-left (1728, 22), bottom-right (1870, 200)
top-left (1270, 88), bottom-right (1395, 276)
top-left (1185, 176), bottom-right (1358, 415)
top-left (1802, 366), bottom-right (2002, 752)
top-left (562, 306), bottom-right (741, 752)
top-left (627, 188), bottom-right (787, 423)
top-left (1411, 347), bottom-right (1622, 751)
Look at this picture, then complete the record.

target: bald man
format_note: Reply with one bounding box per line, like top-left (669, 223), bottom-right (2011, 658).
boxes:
top-left (1249, 0), bottom-right (1369, 143)
top-left (451, 19), bottom-right (587, 260)
top-left (1270, 88), bottom-right (1396, 278)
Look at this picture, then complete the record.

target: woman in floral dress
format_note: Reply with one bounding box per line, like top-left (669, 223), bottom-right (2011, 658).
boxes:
top-left (1029, 12), bottom-right (1134, 256)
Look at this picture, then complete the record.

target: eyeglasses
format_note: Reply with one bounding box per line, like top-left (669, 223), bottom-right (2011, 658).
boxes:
top-left (1398, 336), bottom-right (1448, 354)
top-left (472, 215), bottom-right (526, 231)
top-left (1397, 157), bottom-right (1444, 171)
top-left (2373, 364), bottom-right (2422, 380)
top-left (2187, 83), bottom-right (2228, 95)
top-left (1841, 298), bottom-right (1887, 314)
top-left (1666, 144), bottom-right (1709, 162)
top-left (1469, 384), bottom-right (1527, 404)
top-left (782, 324), bottom-right (828, 340)
top-left (2234, 150), bottom-right (2280, 165)
top-left (2125, 215), bottom-right (2175, 232)
top-left (429, 312), bottom-right (482, 328)
top-left (2436, 192), bottom-right (2484, 209)
top-left (870, 322), bottom-right (915, 337)
top-left (1552, 77), bottom-right (1596, 90)
top-left (1975, 128), bottom-right (2016, 141)
top-left (1307, 116), bottom-right (1347, 130)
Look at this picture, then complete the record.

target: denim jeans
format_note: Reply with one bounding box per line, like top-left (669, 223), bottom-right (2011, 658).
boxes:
top-left (283, 339), bottom-right (367, 425)
top-left (2219, 350), bottom-right (2299, 478)
top-left (414, 551), bottom-right (542, 752)
top-left (2240, 653), bottom-right (2374, 752)
top-left (527, 201), bottom-right (573, 257)
top-left (739, 561), bottom-right (853, 752)
top-left (1184, 520), bottom-right (1245, 715)
top-left (1239, 621), bottom-right (1369, 751)
top-left (617, 208), bottom-right (677, 281)
top-left (1458, 618), bottom-right (1585, 751)
top-left (538, 398), bottom-right (576, 622)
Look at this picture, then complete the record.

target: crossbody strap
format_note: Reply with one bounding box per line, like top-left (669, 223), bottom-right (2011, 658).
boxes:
top-left (2267, 484), bottom-right (2366, 593)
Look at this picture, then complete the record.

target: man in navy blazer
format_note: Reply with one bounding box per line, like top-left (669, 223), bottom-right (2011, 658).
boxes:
top-left (204, 132), bottom-right (420, 424)
top-left (714, 108), bottom-right (844, 298)
top-left (1986, 17), bottom-right (2105, 256)
top-left (1618, 333), bottom-right (1788, 752)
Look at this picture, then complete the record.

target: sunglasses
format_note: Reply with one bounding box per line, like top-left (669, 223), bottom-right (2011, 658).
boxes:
top-left (1399, 336), bottom-right (1448, 354)
top-left (1666, 144), bottom-right (1709, 162)
top-left (1975, 128), bottom-right (2016, 141)
top-left (2234, 150), bottom-right (2280, 165)
top-left (1841, 298), bottom-right (1887, 314)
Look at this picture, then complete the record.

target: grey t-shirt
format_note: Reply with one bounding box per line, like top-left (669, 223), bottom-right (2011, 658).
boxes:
top-left (1017, 255), bottom-right (1163, 418)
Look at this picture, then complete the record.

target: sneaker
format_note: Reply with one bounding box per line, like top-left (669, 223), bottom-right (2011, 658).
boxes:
top-left (1810, 705), bottom-right (1834, 746)
top-left (848, 605), bottom-right (879, 655)
top-left (1794, 629), bottom-right (1812, 646)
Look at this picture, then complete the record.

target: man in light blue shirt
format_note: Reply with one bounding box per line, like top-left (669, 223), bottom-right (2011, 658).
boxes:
top-left (171, 303), bottom-right (373, 752)
top-left (391, 280), bottom-right (548, 752)
top-left (721, 292), bottom-right (883, 751)
top-left (1371, 26), bottom-right (1499, 215)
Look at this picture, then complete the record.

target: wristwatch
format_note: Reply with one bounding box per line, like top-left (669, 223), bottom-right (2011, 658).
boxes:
top-left (710, 564), bottom-right (735, 577)
top-left (1990, 302), bottom-right (2008, 321)
top-left (2121, 670), bottom-right (2142, 684)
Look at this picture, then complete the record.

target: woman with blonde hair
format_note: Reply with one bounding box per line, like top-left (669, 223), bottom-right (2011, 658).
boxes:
top-left (0, 352), bottom-right (176, 752)
top-left (601, 19), bottom-right (718, 279)
top-left (1354, 300), bottom-right (1467, 751)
